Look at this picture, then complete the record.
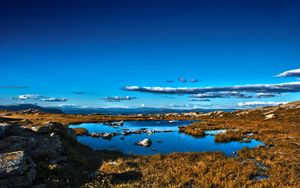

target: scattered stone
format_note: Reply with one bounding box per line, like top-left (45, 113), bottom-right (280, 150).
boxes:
top-left (90, 132), bottom-right (99, 137)
top-left (246, 132), bottom-right (254, 136)
top-left (29, 126), bottom-right (51, 134)
top-left (123, 131), bottom-right (133, 136)
top-left (112, 121), bottom-right (124, 126)
top-left (257, 143), bottom-right (267, 148)
top-left (102, 133), bottom-right (113, 140)
top-left (135, 139), bottom-right (152, 147)
top-left (264, 114), bottom-right (275, 120)
top-left (89, 132), bottom-right (119, 139)
top-left (243, 138), bottom-right (251, 143)
top-left (104, 121), bottom-right (124, 126)
top-left (147, 130), bottom-right (154, 135)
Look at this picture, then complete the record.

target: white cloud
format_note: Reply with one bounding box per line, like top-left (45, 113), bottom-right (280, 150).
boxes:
top-left (276, 68), bottom-right (300, 78)
top-left (124, 82), bottom-right (300, 95)
top-left (191, 91), bottom-right (252, 99)
top-left (189, 99), bottom-right (211, 102)
top-left (17, 94), bottom-right (40, 100)
top-left (41, 98), bottom-right (67, 102)
top-left (190, 78), bottom-right (199, 83)
top-left (237, 101), bottom-right (288, 107)
top-left (178, 77), bottom-right (187, 82)
top-left (11, 94), bottom-right (67, 102)
top-left (256, 93), bottom-right (280, 98)
top-left (99, 96), bottom-right (137, 102)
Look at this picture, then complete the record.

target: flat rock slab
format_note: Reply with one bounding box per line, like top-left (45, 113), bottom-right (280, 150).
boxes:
top-left (0, 151), bottom-right (25, 177)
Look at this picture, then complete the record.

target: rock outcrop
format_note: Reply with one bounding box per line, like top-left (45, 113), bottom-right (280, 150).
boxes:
top-left (0, 151), bottom-right (36, 187)
top-left (0, 121), bottom-right (74, 187)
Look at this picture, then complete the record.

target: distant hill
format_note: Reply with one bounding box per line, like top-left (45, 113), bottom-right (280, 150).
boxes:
top-left (0, 104), bottom-right (63, 114)
top-left (0, 104), bottom-right (238, 115)
top-left (61, 107), bottom-right (237, 115)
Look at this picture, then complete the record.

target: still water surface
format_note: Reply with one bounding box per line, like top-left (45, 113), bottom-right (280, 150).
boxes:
top-left (69, 120), bottom-right (263, 156)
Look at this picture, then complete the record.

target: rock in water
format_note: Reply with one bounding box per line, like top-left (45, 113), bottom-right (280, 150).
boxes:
top-left (136, 139), bottom-right (152, 147)
top-left (102, 133), bottom-right (113, 139)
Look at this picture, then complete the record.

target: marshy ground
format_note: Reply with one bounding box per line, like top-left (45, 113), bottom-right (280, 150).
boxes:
top-left (0, 101), bottom-right (299, 187)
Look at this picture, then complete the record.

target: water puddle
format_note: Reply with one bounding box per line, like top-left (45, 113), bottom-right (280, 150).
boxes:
top-left (69, 120), bottom-right (263, 156)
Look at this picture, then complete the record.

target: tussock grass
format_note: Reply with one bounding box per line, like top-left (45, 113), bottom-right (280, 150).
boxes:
top-left (215, 130), bottom-right (244, 142)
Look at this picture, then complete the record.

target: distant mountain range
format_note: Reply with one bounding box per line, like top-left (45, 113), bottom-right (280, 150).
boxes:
top-left (0, 104), bottom-right (63, 114)
top-left (60, 107), bottom-right (237, 115)
top-left (0, 104), bottom-right (237, 115)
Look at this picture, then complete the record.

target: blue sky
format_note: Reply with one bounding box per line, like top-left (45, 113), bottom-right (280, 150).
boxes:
top-left (0, 0), bottom-right (300, 109)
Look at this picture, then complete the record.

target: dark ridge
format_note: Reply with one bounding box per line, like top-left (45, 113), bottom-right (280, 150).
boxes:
top-left (61, 107), bottom-right (237, 115)
top-left (0, 104), bottom-right (63, 114)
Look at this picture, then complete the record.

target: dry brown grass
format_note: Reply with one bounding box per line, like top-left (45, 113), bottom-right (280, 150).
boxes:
top-left (91, 152), bottom-right (259, 187)
top-left (87, 106), bottom-right (299, 187)
top-left (0, 102), bottom-right (299, 187)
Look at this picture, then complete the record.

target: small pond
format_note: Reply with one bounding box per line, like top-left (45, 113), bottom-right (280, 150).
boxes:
top-left (69, 120), bottom-right (263, 156)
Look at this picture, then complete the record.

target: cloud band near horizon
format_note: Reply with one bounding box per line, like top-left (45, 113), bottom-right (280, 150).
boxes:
top-left (99, 96), bottom-right (137, 102)
top-left (276, 68), bottom-right (300, 78)
top-left (11, 94), bottom-right (67, 102)
top-left (123, 82), bottom-right (300, 95)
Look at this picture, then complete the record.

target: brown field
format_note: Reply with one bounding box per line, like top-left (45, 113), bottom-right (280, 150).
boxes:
top-left (0, 101), bottom-right (299, 187)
